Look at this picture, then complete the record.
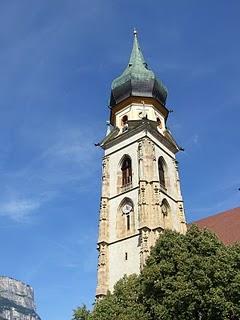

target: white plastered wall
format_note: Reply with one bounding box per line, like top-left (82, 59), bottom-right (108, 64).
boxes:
top-left (108, 235), bottom-right (140, 291)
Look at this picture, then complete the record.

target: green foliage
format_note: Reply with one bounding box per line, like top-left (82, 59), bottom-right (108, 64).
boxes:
top-left (91, 274), bottom-right (149, 320)
top-left (141, 226), bottom-right (240, 320)
top-left (72, 304), bottom-right (90, 320)
top-left (73, 226), bottom-right (240, 320)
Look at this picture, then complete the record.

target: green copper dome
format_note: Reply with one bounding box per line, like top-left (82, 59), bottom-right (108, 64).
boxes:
top-left (110, 31), bottom-right (168, 107)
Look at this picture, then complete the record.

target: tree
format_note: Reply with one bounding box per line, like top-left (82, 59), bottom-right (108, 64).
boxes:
top-left (73, 226), bottom-right (240, 320)
top-left (91, 274), bottom-right (149, 320)
top-left (72, 304), bottom-right (90, 320)
top-left (73, 275), bottom-right (148, 320)
top-left (141, 226), bottom-right (240, 320)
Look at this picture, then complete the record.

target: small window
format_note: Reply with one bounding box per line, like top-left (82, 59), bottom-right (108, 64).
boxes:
top-left (121, 156), bottom-right (132, 187)
top-left (125, 252), bottom-right (128, 260)
top-left (121, 115), bottom-right (128, 132)
top-left (126, 214), bottom-right (130, 230)
top-left (156, 117), bottom-right (162, 128)
top-left (122, 115), bottom-right (128, 126)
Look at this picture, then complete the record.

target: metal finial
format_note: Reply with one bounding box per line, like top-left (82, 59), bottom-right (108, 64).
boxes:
top-left (133, 28), bottom-right (137, 36)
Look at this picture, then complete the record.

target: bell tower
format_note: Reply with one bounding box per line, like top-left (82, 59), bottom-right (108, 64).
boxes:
top-left (96, 31), bottom-right (187, 298)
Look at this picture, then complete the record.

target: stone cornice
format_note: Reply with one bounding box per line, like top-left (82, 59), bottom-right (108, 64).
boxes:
top-left (108, 185), bottom-right (139, 200)
top-left (99, 232), bottom-right (140, 246)
top-left (101, 119), bottom-right (179, 154)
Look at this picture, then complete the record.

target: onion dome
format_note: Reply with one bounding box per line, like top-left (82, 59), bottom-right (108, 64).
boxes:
top-left (110, 30), bottom-right (168, 107)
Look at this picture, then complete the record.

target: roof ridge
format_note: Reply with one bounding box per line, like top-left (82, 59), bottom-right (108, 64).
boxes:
top-left (193, 207), bottom-right (240, 223)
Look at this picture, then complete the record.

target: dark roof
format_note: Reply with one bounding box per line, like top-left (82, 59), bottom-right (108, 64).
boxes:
top-left (193, 207), bottom-right (240, 245)
top-left (110, 31), bottom-right (167, 107)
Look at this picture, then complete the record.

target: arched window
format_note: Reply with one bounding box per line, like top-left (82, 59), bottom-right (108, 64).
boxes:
top-left (120, 198), bottom-right (134, 232)
top-left (121, 115), bottom-right (128, 126)
top-left (116, 197), bottom-right (135, 239)
top-left (156, 117), bottom-right (162, 128)
top-left (121, 115), bottom-right (128, 132)
top-left (158, 157), bottom-right (166, 188)
top-left (161, 199), bottom-right (170, 216)
top-left (121, 156), bottom-right (132, 187)
top-left (161, 199), bottom-right (171, 229)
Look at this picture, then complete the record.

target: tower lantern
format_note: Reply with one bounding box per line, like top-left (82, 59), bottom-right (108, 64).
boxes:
top-left (96, 31), bottom-right (187, 298)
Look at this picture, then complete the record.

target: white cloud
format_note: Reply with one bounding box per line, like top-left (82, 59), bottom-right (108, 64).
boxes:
top-left (0, 199), bottom-right (41, 221)
top-left (0, 126), bottom-right (100, 222)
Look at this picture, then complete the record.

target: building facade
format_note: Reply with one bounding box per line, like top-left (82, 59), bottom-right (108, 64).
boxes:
top-left (96, 31), bottom-right (187, 298)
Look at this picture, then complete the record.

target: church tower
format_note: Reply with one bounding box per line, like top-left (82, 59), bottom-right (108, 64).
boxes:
top-left (96, 31), bottom-right (187, 298)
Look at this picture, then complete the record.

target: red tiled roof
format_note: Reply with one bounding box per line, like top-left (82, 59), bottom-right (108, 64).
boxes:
top-left (193, 207), bottom-right (240, 245)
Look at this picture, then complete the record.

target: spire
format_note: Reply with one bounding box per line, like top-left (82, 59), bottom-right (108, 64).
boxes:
top-left (110, 30), bottom-right (168, 107)
top-left (128, 29), bottom-right (146, 67)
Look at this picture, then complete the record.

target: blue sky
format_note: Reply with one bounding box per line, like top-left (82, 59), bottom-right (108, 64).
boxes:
top-left (0, 1), bottom-right (239, 319)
